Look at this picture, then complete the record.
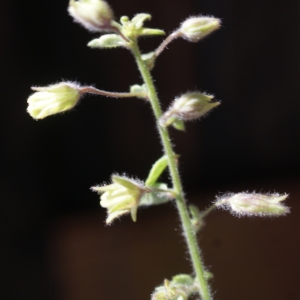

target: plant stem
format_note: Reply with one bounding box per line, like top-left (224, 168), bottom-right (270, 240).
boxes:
top-left (200, 204), bottom-right (217, 219)
top-left (131, 41), bottom-right (212, 300)
top-left (80, 86), bottom-right (146, 99)
top-left (154, 31), bottom-right (181, 59)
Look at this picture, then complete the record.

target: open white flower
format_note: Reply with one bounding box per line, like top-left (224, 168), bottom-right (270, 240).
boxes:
top-left (92, 175), bottom-right (151, 224)
top-left (27, 82), bottom-right (81, 120)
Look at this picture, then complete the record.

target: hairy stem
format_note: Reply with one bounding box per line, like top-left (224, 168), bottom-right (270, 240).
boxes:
top-left (154, 31), bottom-right (182, 58)
top-left (80, 86), bottom-right (145, 99)
top-left (131, 41), bottom-right (212, 300)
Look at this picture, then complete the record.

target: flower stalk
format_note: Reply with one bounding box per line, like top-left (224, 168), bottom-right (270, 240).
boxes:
top-left (130, 41), bottom-right (212, 300)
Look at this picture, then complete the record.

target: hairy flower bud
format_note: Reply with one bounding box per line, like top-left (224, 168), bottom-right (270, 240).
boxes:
top-left (215, 192), bottom-right (290, 217)
top-left (27, 82), bottom-right (81, 120)
top-left (160, 92), bottom-right (220, 127)
top-left (91, 175), bottom-right (150, 224)
top-left (151, 275), bottom-right (197, 300)
top-left (179, 16), bottom-right (221, 42)
top-left (68, 0), bottom-right (114, 32)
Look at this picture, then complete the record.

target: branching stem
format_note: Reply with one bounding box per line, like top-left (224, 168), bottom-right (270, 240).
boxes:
top-left (130, 41), bottom-right (212, 300)
top-left (80, 86), bottom-right (146, 99)
top-left (154, 31), bottom-right (182, 58)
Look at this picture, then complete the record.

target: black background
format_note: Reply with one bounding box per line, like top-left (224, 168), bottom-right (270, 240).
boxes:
top-left (1, 0), bottom-right (300, 299)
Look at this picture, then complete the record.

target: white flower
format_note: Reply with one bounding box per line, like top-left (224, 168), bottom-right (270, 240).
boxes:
top-left (215, 192), bottom-right (290, 217)
top-left (27, 82), bottom-right (81, 120)
top-left (92, 175), bottom-right (150, 224)
top-left (68, 0), bottom-right (114, 32)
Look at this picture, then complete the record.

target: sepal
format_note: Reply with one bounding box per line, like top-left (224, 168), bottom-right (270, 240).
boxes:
top-left (140, 183), bottom-right (172, 206)
top-left (189, 205), bottom-right (203, 233)
top-left (172, 119), bottom-right (186, 131)
top-left (141, 51), bottom-right (156, 70)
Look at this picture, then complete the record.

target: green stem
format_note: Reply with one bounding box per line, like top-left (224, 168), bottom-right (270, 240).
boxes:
top-left (131, 41), bottom-right (212, 300)
top-left (200, 204), bottom-right (217, 219)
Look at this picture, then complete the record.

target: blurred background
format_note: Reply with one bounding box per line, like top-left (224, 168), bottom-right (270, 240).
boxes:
top-left (0, 0), bottom-right (299, 299)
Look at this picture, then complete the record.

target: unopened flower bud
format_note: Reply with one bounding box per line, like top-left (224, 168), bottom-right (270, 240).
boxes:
top-left (179, 16), bottom-right (221, 42)
top-left (88, 34), bottom-right (127, 48)
top-left (160, 92), bottom-right (220, 127)
top-left (215, 192), bottom-right (290, 217)
top-left (91, 175), bottom-right (150, 224)
top-left (151, 275), bottom-right (197, 300)
top-left (68, 0), bottom-right (114, 32)
top-left (27, 82), bottom-right (81, 120)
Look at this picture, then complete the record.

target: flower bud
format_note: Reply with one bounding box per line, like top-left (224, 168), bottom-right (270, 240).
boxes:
top-left (151, 275), bottom-right (197, 300)
top-left (88, 34), bottom-right (127, 48)
top-left (27, 82), bottom-right (81, 120)
top-left (160, 92), bottom-right (220, 127)
top-left (119, 13), bottom-right (165, 40)
top-left (215, 192), bottom-right (290, 217)
top-left (91, 175), bottom-right (150, 224)
top-left (68, 0), bottom-right (114, 32)
top-left (179, 16), bottom-right (221, 42)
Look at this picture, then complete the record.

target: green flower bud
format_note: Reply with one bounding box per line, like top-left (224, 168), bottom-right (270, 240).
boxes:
top-left (129, 84), bottom-right (148, 99)
top-left (119, 13), bottom-right (165, 40)
top-left (215, 192), bottom-right (290, 217)
top-left (68, 0), bottom-right (114, 32)
top-left (91, 175), bottom-right (150, 224)
top-left (88, 34), bottom-right (128, 48)
top-left (179, 16), bottom-right (221, 42)
top-left (141, 51), bottom-right (156, 70)
top-left (27, 82), bottom-right (81, 120)
top-left (160, 92), bottom-right (220, 127)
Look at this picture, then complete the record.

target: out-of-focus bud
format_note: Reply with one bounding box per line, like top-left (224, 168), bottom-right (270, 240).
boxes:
top-left (88, 34), bottom-right (128, 48)
top-left (68, 0), bottom-right (114, 32)
top-left (179, 16), bottom-right (221, 42)
top-left (91, 175), bottom-right (150, 224)
top-left (160, 92), bottom-right (220, 127)
top-left (27, 82), bottom-right (81, 120)
top-left (151, 275), bottom-right (197, 300)
top-left (215, 192), bottom-right (290, 217)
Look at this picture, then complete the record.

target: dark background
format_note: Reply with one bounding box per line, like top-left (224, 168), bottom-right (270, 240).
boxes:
top-left (0, 0), bottom-right (299, 299)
